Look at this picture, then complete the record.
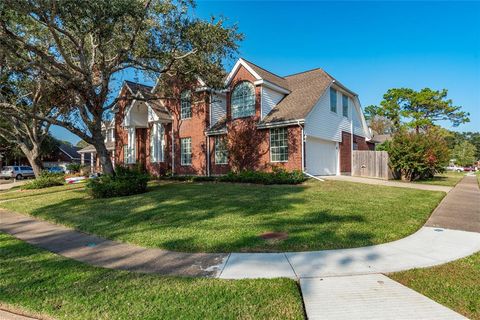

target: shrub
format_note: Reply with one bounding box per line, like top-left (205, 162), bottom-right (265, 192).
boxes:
top-left (219, 168), bottom-right (307, 185)
top-left (386, 128), bottom-right (450, 181)
top-left (86, 166), bottom-right (149, 198)
top-left (66, 163), bottom-right (82, 173)
top-left (157, 168), bottom-right (306, 185)
top-left (22, 171), bottom-right (65, 189)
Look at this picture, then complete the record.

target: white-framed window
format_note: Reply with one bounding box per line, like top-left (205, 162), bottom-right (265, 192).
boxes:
top-left (330, 87), bottom-right (337, 113)
top-left (231, 81), bottom-right (255, 119)
top-left (215, 135), bottom-right (228, 165)
top-left (180, 137), bottom-right (192, 166)
top-left (342, 94), bottom-right (349, 117)
top-left (180, 90), bottom-right (192, 119)
top-left (123, 145), bottom-right (128, 163)
top-left (150, 123), bottom-right (165, 163)
top-left (126, 127), bottom-right (136, 164)
top-left (270, 127), bottom-right (288, 162)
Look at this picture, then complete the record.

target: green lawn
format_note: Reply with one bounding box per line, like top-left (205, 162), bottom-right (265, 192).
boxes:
top-left (412, 171), bottom-right (465, 187)
top-left (0, 183), bottom-right (85, 201)
top-left (0, 180), bottom-right (445, 252)
top-left (390, 252), bottom-right (480, 320)
top-left (0, 233), bottom-right (303, 320)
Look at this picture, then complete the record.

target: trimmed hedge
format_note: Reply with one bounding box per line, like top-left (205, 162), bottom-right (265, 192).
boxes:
top-left (161, 169), bottom-right (307, 185)
top-left (22, 172), bottom-right (65, 190)
top-left (86, 166), bottom-right (149, 199)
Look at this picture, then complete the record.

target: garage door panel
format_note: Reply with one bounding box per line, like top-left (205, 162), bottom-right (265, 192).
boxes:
top-left (306, 137), bottom-right (338, 176)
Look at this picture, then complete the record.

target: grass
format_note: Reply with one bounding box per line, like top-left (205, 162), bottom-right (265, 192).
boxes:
top-left (0, 233), bottom-right (303, 320)
top-left (390, 252), bottom-right (480, 319)
top-left (0, 183), bottom-right (85, 201)
top-left (0, 180), bottom-right (445, 252)
top-left (412, 171), bottom-right (465, 187)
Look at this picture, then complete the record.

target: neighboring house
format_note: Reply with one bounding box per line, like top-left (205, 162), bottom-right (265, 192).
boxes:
top-left (370, 133), bottom-right (392, 147)
top-left (42, 141), bottom-right (83, 170)
top-left (112, 58), bottom-right (373, 176)
top-left (78, 120), bottom-right (115, 172)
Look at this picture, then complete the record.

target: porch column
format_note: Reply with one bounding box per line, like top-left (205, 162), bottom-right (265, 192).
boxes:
top-left (90, 153), bottom-right (94, 173)
top-left (81, 153), bottom-right (85, 165)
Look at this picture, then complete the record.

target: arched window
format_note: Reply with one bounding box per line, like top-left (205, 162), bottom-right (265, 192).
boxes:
top-left (180, 90), bottom-right (191, 119)
top-left (231, 82), bottom-right (255, 119)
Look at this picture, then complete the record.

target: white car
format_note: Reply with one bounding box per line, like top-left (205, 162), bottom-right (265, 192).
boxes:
top-left (446, 165), bottom-right (464, 172)
top-left (0, 166), bottom-right (35, 180)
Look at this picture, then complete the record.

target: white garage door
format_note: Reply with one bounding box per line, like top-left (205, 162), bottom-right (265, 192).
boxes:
top-left (306, 137), bottom-right (338, 176)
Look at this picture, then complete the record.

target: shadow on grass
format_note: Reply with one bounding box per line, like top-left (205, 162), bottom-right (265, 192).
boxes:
top-left (18, 182), bottom-right (378, 253)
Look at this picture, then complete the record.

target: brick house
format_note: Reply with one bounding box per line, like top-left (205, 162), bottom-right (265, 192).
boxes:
top-left (113, 58), bottom-right (373, 177)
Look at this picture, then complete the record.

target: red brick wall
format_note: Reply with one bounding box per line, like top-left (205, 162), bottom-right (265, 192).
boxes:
top-left (339, 131), bottom-right (352, 174)
top-left (354, 134), bottom-right (370, 151)
top-left (171, 90), bottom-right (209, 175)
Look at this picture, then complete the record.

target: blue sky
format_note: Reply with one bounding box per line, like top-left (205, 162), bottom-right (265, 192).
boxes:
top-left (53, 1), bottom-right (480, 144)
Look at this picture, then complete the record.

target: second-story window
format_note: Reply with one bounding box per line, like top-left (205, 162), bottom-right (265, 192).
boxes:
top-left (231, 82), bottom-right (255, 119)
top-left (342, 94), bottom-right (349, 117)
top-left (180, 90), bottom-right (192, 119)
top-left (330, 87), bottom-right (337, 113)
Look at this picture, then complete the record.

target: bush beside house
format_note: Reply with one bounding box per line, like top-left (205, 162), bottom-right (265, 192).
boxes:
top-left (86, 166), bottom-right (149, 198)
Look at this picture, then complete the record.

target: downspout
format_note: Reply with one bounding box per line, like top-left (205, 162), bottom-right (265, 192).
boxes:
top-left (171, 129), bottom-right (175, 176)
top-left (206, 133), bottom-right (210, 177)
top-left (350, 99), bottom-right (355, 176)
top-left (298, 120), bottom-right (324, 182)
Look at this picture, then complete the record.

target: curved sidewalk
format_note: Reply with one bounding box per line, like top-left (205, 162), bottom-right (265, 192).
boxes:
top-left (0, 176), bottom-right (479, 279)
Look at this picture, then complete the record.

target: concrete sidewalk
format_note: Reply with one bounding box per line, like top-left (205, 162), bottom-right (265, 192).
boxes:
top-left (321, 175), bottom-right (453, 192)
top-left (300, 274), bottom-right (467, 319)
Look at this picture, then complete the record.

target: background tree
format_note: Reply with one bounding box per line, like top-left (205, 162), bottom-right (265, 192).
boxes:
top-left (364, 104), bottom-right (393, 135)
top-left (451, 141), bottom-right (476, 166)
top-left (0, 63), bottom-right (70, 177)
top-left (371, 88), bottom-right (469, 133)
top-left (0, 0), bottom-right (242, 175)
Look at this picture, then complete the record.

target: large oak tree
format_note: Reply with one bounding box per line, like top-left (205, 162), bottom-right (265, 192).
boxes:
top-left (0, 0), bottom-right (242, 174)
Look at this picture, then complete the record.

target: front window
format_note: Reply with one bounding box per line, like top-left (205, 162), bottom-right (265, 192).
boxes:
top-left (126, 127), bottom-right (136, 164)
top-left (270, 127), bottom-right (288, 162)
top-left (342, 94), bottom-right (349, 117)
top-left (180, 90), bottom-right (192, 119)
top-left (150, 123), bottom-right (165, 163)
top-left (180, 137), bottom-right (192, 166)
top-left (215, 135), bottom-right (228, 165)
top-left (231, 82), bottom-right (255, 119)
top-left (330, 87), bottom-right (337, 113)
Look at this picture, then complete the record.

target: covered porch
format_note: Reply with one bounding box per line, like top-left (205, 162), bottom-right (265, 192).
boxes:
top-left (122, 96), bottom-right (172, 172)
top-left (78, 141), bottom-right (116, 174)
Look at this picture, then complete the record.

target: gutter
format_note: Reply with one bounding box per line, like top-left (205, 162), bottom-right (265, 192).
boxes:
top-left (257, 119), bottom-right (305, 129)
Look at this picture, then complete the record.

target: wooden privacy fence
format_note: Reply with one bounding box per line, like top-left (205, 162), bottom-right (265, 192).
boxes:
top-left (352, 151), bottom-right (392, 180)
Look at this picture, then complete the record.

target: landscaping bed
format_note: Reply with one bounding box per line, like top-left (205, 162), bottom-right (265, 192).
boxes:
top-left (0, 180), bottom-right (445, 252)
top-left (390, 252), bottom-right (480, 319)
top-left (0, 233), bottom-right (304, 320)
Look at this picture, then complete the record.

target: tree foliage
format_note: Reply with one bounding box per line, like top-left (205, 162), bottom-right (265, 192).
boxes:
top-left (0, 59), bottom-right (70, 176)
top-left (386, 128), bottom-right (450, 181)
top-left (451, 141), bottom-right (476, 166)
top-left (0, 0), bottom-right (242, 174)
top-left (369, 88), bottom-right (469, 133)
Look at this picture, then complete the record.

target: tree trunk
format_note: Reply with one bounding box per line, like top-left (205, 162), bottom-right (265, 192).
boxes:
top-left (20, 146), bottom-right (43, 177)
top-left (92, 136), bottom-right (115, 175)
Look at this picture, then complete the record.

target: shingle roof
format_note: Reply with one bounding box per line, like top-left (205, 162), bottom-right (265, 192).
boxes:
top-left (58, 142), bottom-right (81, 160)
top-left (78, 141), bottom-right (115, 154)
top-left (125, 80), bottom-right (153, 95)
top-left (261, 68), bottom-right (334, 124)
top-left (207, 116), bottom-right (227, 133)
top-left (241, 59), bottom-right (290, 91)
